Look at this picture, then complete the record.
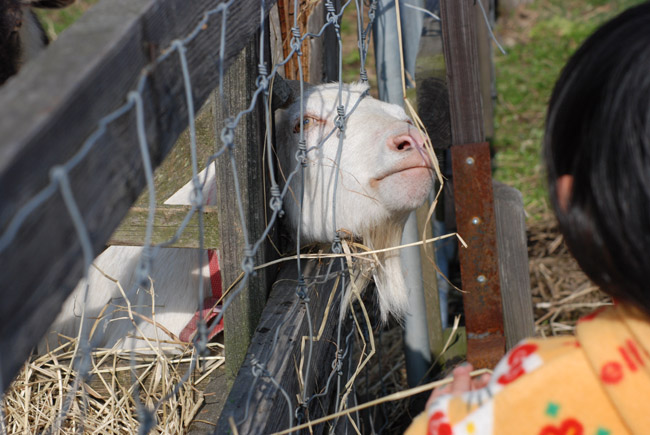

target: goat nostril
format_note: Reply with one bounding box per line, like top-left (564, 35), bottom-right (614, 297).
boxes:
top-left (397, 141), bottom-right (410, 151)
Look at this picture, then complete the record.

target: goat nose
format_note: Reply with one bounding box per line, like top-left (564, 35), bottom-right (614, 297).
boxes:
top-left (389, 130), bottom-right (424, 152)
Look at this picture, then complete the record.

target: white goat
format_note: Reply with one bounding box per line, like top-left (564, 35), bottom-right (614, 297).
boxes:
top-left (39, 81), bottom-right (433, 352)
top-left (275, 82), bottom-right (433, 321)
top-left (39, 164), bottom-right (220, 353)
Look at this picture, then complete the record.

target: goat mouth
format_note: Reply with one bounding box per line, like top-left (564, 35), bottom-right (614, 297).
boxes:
top-left (369, 166), bottom-right (433, 189)
top-left (374, 166), bottom-right (433, 182)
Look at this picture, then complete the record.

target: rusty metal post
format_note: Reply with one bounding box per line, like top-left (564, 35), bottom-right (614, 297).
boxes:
top-left (451, 143), bottom-right (505, 368)
top-left (440, 0), bottom-right (505, 368)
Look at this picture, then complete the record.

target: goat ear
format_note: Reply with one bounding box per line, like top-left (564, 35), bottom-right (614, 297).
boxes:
top-left (28, 0), bottom-right (75, 9)
top-left (271, 75), bottom-right (312, 111)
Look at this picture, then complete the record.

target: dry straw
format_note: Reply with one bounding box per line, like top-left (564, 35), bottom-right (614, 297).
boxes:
top-left (527, 215), bottom-right (612, 337)
top-left (3, 338), bottom-right (223, 434)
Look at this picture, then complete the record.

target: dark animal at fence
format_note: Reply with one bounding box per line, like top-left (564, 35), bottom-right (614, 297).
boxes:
top-left (39, 82), bottom-right (434, 353)
top-left (0, 0), bottom-right (74, 86)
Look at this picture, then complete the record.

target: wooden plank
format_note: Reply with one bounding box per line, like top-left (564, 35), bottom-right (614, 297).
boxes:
top-left (277, 0), bottom-right (320, 81)
top-left (322, 0), bottom-right (340, 83)
top-left (439, 0), bottom-right (484, 144)
top-left (415, 8), bottom-right (450, 360)
top-left (493, 181), bottom-right (534, 349)
top-left (216, 258), bottom-right (344, 434)
top-left (0, 0), bottom-right (276, 387)
top-left (276, 0), bottom-right (338, 83)
top-left (307, 0), bottom-right (325, 84)
top-left (212, 37), bottom-right (277, 383)
top-left (139, 101), bottom-right (217, 207)
top-left (475, 0), bottom-right (495, 139)
top-left (416, 204), bottom-right (444, 359)
top-left (107, 205), bottom-right (219, 249)
top-left (188, 366), bottom-right (229, 434)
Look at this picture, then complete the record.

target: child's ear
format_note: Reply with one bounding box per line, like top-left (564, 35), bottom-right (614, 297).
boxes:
top-left (556, 175), bottom-right (574, 212)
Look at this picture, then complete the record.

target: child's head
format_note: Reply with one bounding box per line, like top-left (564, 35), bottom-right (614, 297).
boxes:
top-left (544, 1), bottom-right (650, 317)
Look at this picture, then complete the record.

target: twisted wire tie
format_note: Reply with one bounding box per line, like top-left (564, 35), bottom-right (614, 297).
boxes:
top-left (258, 63), bottom-right (268, 76)
top-left (335, 105), bottom-right (346, 130)
top-left (296, 277), bottom-right (308, 300)
top-left (190, 176), bottom-right (205, 207)
top-left (368, 2), bottom-right (377, 20)
top-left (325, 1), bottom-right (338, 24)
top-left (359, 69), bottom-right (368, 82)
top-left (242, 245), bottom-right (254, 274)
top-left (335, 349), bottom-right (344, 375)
top-left (298, 139), bottom-right (307, 167)
top-left (221, 126), bottom-right (235, 149)
top-left (256, 63), bottom-right (269, 90)
top-left (290, 27), bottom-right (302, 54)
top-left (251, 358), bottom-right (262, 377)
top-left (331, 234), bottom-right (342, 254)
top-left (269, 185), bottom-right (284, 215)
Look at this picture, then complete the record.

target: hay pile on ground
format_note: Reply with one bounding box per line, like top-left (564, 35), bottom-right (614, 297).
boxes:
top-left (528, 213), bottom-right (612, 337)
top-left (3, 338), bottom-right (223, 434)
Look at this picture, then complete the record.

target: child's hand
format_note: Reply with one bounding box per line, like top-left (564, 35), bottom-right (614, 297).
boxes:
top-left (426, 364), bottom-right (492, 407)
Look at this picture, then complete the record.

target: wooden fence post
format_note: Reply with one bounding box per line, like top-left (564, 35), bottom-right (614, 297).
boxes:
top-left (475, 0), bottom-right (496, 140)
top-left (493, 181), bottom-right (534, 349)
top-left (212, 33), bottom-right (277, 382)
top-left (415, 3), bottom-right (452, 362)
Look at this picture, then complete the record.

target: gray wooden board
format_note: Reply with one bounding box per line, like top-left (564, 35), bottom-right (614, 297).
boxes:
top-left (321, 0), bottom-right (341, 83)
top-left (439, 0), bottom-right (485, 144)
top-left (108, 205), bottom-right (220, 250)
top-left (475, 0), bottom-right (496, 139)
top-left (0, 0), bottom-right (276, 387)
top-left (415, 8), bottom-right (449, 359)
top-left (216, 258), bottom-right (345, 434)
top-left (188, 365), bottom-right (229, 434)
top-left (211, 36), bottom-right (278, 383)
top-left (493, 181), bottom-right (534, 349)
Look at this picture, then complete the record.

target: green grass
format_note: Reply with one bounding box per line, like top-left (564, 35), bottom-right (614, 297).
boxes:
top-left (35, 0), bottom-right (100, 39)
top-left (493, 0), bottom-right (643, 217)
top-left (340, 7), bottom-right (378, 89)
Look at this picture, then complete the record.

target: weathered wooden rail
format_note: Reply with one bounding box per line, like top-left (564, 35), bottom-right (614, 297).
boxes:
top-left (216, 258), bottom-right (347, 434)
top-left (0, 0), bottom-right (276, 388)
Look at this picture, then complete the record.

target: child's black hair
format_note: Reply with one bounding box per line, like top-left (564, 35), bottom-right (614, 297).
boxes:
top-left (545, 1), bottom-right (650, 317)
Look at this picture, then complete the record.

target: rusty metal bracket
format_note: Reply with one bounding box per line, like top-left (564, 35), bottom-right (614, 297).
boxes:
top-left (451, 142), bottom-right (505, 368)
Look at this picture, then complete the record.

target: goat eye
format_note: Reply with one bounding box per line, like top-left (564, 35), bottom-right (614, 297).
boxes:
top-left (293, 116), bottom-right (317, 133)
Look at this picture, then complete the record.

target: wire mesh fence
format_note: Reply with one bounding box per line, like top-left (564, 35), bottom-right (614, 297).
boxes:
top-left (0, 0), bottom-right (505, 433)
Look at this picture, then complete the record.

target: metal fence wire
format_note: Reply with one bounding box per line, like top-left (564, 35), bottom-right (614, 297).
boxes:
top-left (0, 0), bottom-right (501, 433)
